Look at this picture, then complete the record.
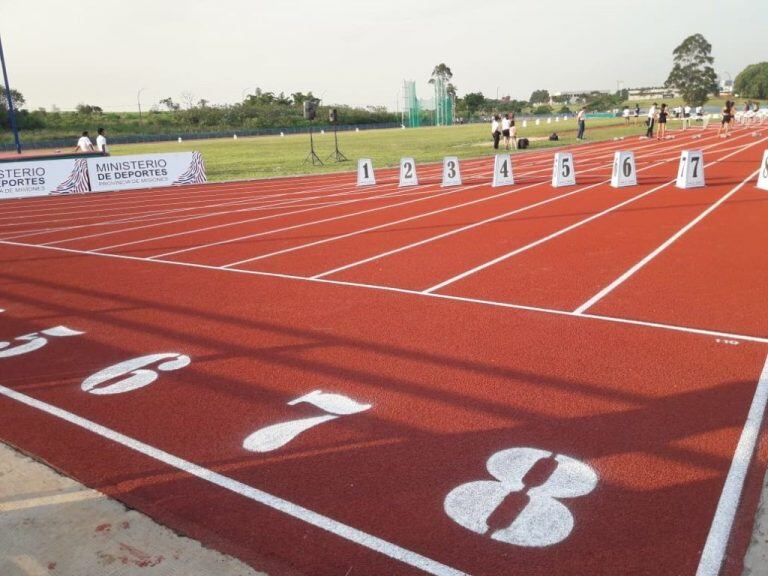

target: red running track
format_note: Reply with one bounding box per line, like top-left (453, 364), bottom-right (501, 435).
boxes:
top-left (1, 126), bottom-right (767, 576)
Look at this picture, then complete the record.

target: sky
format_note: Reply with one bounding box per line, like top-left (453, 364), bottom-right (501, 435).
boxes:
top-left (1, 0), bottom-right (766, 112)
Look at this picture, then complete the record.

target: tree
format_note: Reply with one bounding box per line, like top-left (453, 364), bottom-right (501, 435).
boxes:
top-left (429, 63), bottom-right (453, 85)
top-left (734, 62), bottom-right (768, 99)
top-left (462, 92), bottom-right (485, 115)
top-left (76, 103), bottom-right (103, 114)
top-left (665, 33), bottom-right (717, 106)
top-left (159, 97), bottom-right (180, 111)
top-left (0, 86), bottom-right (25, 110)
top-left (529, 89), bottom-right (550, 104)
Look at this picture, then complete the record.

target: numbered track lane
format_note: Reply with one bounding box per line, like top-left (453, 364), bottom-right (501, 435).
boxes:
top-left (1, 127), bottom-right (767, 576)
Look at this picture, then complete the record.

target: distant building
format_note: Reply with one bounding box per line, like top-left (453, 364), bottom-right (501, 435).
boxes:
top-left (550, 90), bottom-right (610, 105)
top-left (626, 87), bottom-right (679, 101)
top-left (718, 78), bottom-right (734, 95)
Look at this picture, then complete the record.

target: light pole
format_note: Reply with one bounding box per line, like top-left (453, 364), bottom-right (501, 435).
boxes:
top-left (0, 33), bottom-right (22, 154)
top-left (137, 87), bottom-right (145, 124)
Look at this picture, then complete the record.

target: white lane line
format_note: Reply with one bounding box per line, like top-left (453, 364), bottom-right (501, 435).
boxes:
top-left (223, 180), bottom-right (567, 267)
top-left (573, 167), bottom-right (761, 314)
top-left (0, 384), bottom-right (467, 576)
top-left (165, 134), bottom-right (706, 266)
top-left (42, 181), bottom-right (409, 248)
top-left (233, 138), bottom-right (700, 269)
top-left (696, 355), bottom-right (768, 576)
top-left (0, 178), bottom-right (373, 239)
top-left (2, 240), bottom-right (767, 345)
top-left (148, 183), bottom-right (489, 260)
top-left (422, 135), bottom-right (768, 294)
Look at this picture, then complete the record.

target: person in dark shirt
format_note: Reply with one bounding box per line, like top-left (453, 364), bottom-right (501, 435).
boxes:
top-left (656, 103), bottom-right (669, 140)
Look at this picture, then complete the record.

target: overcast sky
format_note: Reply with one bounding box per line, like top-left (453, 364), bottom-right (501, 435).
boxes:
top-left (1, 0), bottom-right (765, 112)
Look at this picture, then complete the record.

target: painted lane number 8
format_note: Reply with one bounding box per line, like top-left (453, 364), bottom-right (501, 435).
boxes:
top-left (444, 447), bottom-right (598, 547)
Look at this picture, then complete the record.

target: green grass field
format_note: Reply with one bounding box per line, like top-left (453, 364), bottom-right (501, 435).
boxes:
top-left (109, 116), bottom-right (690, 182)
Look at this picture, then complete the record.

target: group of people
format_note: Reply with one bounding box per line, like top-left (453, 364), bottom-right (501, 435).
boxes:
top-left (490, 106), bottom-right (589, 148)
top-left (74, 128), bottom-right (108, 154)
top-left (491, 113), bottom-right (517, 149)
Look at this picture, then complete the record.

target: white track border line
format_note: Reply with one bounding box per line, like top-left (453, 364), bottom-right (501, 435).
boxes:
top-left (1, 239), bottom-right (767, 345)
top-left (696, 355), bottom-right (768, 576)
top-left (574, 167), bottom-right (761, 314)
top-left (422, 135), bottom-right (768, 294)
top-left (0, 384), bottom-right (467, 576)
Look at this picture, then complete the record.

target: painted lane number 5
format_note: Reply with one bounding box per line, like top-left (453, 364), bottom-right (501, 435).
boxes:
top-left (444, 447), bottom-right (598, 547)
top-left (0, 326), bottom-right (83, 359)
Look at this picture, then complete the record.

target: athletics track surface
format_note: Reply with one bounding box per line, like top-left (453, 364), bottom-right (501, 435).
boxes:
top-left (1, 125), bottom-right (767, 575)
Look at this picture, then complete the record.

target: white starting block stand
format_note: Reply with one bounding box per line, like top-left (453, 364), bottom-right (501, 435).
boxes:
top-left (756, 150), bottom-right (768, 191)
top-left (492, 154), bottom-right (515, 187)
top-left (610, 151), bottom-right (637, 187)
top-left (552, 152), bottom-right (576, 187)
top-left (442, 156), bottom-right (462, 187)
top-left (356, 158), bottom-right (376, 186)
top-left (676, 150), bottom-right (705, 189)
top-left (399, 157), bottom-right (418, 187)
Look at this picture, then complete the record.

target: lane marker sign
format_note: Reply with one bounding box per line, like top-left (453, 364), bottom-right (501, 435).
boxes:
top-left (243, 390), bottom-right (371, 453)
top-left (610, 151), bottom-right (637, 187)
top-left (676, 150), bottom-right (706, 189)
top-left (399, 157), bottom-right (419, 187)
top-left (552, 152), bottom-right (576, 187)
top-left (757, 150), bottom-right (768, 191)
top-left (357, 158), bottom-right (376, 186)
top-left (444, 447), bottom-right (598, 547)
top-left (492, 154), bottom-right (514, 187)
top-left (442, 156), bottom-right (462, 187)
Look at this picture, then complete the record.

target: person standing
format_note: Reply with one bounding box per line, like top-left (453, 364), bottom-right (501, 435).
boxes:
top-left (656, 103), bottom-right (669, 139)
top-left (622, 106), bottom-right (630, 125)
top-left (718, 100), bottom-right (734, 137)
top-left (645, 103), bottom-right (657, 138)
top-left (501, 113), bottom-right (511, 150)
top-left (509, 112), bottom-right (517, 149)
top-left (576, 107), bottom-right (586, 140)
top-left (96, 127), bottom-right (108, 155)
top-left (634, 104), bottom-right (640, 124)
top-left (74, 131), bottom-right (94, 153)
top-left (491, 115), bottom-right (501, 149)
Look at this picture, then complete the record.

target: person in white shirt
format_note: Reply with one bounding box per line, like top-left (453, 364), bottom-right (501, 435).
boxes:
top-left (501, 114), bottom-right (512, 150)
top-left (576, 107), bottom-right (586, 140)
top-left (622, 106), bottom-right (630, 126)
top-left (646, 103), bottom-right (657, 138)
top-left (491, 115), bottom-right (501, 149)
top-left (96, 127), bottom-right (108, 154)
top-left (74, 131), bottom-right (94, 153)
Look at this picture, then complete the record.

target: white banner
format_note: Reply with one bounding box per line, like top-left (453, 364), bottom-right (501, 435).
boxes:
top-left (87, 151), bottom-right (206, 192)
top-left (0, 158), bottom-right (90, 200)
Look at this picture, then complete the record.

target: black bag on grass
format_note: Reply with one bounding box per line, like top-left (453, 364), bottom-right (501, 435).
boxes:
top-left (517, 137), bottom-right (530, 149)
top-left (549, 132), bottom-right (559, 141)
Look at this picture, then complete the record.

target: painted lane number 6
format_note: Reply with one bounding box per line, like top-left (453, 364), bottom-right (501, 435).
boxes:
top-left (81, 353), bottom-right (190, 395)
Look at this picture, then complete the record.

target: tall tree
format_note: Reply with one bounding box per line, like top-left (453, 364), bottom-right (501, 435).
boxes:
top-left (529, 89), bottom-right (550, 104)
top-left (429, 63), bottom-right (453, 85)
top-left (664, 34), bottom-right (717, 106)
top-left (734, 62), bottom-right (768, 99)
